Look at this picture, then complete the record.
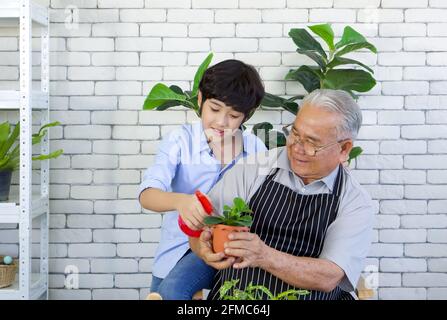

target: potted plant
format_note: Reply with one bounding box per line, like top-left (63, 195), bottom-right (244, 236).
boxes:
top-left (203, 197), bottom-right (253, 254)
top-left (0, 121), bottom-right (63, 201)
top-left (257, 23), bottom-right (377, 163)
top-left (219, 279), bottom-right (309, 300)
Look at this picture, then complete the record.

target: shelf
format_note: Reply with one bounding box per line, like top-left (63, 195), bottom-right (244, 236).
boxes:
top-left (0, 0), bottom-right (48, 27)
top-left (0, 90), bottom-right (49, 110)
top-left (0, 192), bottom-right (49, 223)
top-left (0, 273), bottom-right (46, 300)
top-left (0, 0), bottom-right (50, 300)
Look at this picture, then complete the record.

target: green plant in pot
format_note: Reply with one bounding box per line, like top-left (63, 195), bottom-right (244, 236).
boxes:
top-left (204, 197), bottom-right (253, 254)
top-left (0, 121), bottom-right (63, 201)
top-left (258, 23), bottom-right (377, 163)
top-left (219, 279), bottom-right (309, 300)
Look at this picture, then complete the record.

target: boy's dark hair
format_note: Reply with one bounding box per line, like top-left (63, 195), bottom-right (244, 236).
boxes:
top-left (198, 59), bottom-right (264, 121)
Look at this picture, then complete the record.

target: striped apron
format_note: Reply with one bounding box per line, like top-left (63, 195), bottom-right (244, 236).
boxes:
top-left (208, 165), bottom-right (353, 300)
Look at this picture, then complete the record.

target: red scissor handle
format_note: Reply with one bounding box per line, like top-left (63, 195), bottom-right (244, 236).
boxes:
top-left (178, 190), bottom-right (213, 237)
top-left (194, 190), bottom-right (213, 214)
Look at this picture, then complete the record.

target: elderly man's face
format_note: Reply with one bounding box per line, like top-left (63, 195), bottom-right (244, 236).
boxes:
top-left (287, 104), bottom-right (353, 185)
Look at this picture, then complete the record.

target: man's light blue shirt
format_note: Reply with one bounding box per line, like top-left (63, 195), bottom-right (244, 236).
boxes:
top-left (139, 121), bottom-right (267, 278)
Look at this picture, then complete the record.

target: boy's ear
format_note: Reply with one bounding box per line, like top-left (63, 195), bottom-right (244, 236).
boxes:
top-left (197, 90), bottom-right (202, 106)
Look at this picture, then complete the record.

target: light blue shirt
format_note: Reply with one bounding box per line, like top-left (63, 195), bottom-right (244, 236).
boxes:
top-left (139, 121), bottom-right (267, 278)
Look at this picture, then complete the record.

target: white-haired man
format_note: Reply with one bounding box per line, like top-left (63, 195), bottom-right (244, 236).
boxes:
top-left (190, 89), bottom-right (374, 300)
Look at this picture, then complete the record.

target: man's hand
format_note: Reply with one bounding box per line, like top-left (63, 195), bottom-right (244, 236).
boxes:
top-left (197, 228), bottom-right (235, 270)
top-left (224, 232), bottom-right (270, 269)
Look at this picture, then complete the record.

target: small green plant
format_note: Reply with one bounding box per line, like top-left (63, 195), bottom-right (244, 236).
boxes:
top-left (219, 279), bottom-right (309, 300)
top-left (0, 121), bottom-right (64, 200)
top-left (204, 197), bottom-right (253, 227)
top-left (0, 121), bottom-right (63, 171)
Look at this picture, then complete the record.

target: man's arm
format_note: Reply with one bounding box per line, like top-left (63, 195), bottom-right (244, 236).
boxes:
top-left (263, 247), bottom-right (345, 292)
top-left (224, 232), bottom-right (345, 292)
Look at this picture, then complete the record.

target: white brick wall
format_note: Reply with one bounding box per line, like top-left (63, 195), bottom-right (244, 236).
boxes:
top-left (0, 0), bottom-right (445, 300)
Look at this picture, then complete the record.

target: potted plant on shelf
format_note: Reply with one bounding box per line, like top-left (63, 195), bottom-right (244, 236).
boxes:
top-left (0, 121), bottom-right (63, 201)
top-left (203, 197), bottom-right (253, 254)
top-left (219, 279), bottom-right (309, 300)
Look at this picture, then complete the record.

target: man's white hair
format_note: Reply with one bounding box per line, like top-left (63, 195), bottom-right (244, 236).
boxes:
top-left (301, 89), bottom-right (362, 140)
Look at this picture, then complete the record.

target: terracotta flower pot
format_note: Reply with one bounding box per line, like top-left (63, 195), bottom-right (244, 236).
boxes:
top-left (212, 224), bottom-right (249, 254)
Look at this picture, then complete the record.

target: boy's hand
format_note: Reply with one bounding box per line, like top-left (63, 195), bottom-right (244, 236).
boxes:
top-left (175, 193), bottom-right (211, 230)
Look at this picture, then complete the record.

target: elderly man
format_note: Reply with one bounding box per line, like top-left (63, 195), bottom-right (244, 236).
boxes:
top-left (189, 89), bottom-right (374, 300)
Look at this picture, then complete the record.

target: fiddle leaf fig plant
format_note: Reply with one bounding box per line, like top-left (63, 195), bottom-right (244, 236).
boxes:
top-left (204, 197), bottom-right (253, 227)
top-left (219, 279), bottom-right (309, 300)
top-left (285, 23), bottom-right (377, 95)
top-left (259, 23), bottom-right (375, 163)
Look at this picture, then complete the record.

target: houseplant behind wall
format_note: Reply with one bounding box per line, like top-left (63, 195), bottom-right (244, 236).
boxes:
top-left (0, 121), bottom-right (63, 201)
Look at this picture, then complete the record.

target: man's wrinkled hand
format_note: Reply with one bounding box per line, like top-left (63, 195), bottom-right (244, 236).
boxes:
top-left (198, 228), bottom-right (234, 270)
top-left (224, 231), bottom-right (270, 269)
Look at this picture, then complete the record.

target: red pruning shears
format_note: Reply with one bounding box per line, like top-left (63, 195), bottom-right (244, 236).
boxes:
top-left (178, 190), bottom-right (213, 237)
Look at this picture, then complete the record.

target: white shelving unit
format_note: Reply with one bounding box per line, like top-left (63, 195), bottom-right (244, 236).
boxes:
top-left (0, 0), bottom-right (49, 300)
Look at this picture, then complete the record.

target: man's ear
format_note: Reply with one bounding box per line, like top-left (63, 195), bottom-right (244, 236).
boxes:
top-left (340, 139), bottom-right (353, 163)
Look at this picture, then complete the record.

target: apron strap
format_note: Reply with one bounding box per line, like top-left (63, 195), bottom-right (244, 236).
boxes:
top-left (332, 164), bottom-right (345, 197)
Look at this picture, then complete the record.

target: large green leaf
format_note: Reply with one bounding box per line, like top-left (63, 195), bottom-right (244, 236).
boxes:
top-left (273, 131), bottom-right (287, 148)
top-left (261, 93), bottom-right (299, 115)
top-left (0, 122), bottom-right (10, 145)
top-left (308, 23), bottom-right (335, 51)
top-left (0, 155), bottom-right (10, 170)
top-left (192, 52), bottom-right (213, 97)
top-left (322, 69), bottom-right (376, 93)
top-left (252, 122), bottom-right (273, 149)
top-left (336, 26), bottom-right (366, 49)
top-left (157, 99), bottom-right (195, 111)
top-left (36, 121), bottom-right (60, 137)
top-left (296, 49), bottom-right (326, 69)
top-left (0, 123), bottom-right (19, 160)
top-left (348, 146), bottom-right (363, 165)
top-left (335, 42), bottom-right (377, 57)
top-left (286, 66), bottom-right (321, 93)
top-left (288, 28), bottom-right (327, 59)
top-left (169, 85), bottom-right (184, 95)
top-left (143, 83), bottom-right (192, 110)
top-left (261, 93), bottom-right (288, 108)
top-left (283, 101), bottom-right (299, 115)
top-left (326, 56), bottom-right (374, 74)
top-left (32, 149), bottom-right (63, 161)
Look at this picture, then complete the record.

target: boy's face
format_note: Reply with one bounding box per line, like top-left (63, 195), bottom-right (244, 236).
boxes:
top-left (198, 91), bottom-right (245, 141)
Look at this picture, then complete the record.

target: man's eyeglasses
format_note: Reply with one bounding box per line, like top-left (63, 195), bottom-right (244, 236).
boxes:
top-left (282, 123), bottom-right (346, 157)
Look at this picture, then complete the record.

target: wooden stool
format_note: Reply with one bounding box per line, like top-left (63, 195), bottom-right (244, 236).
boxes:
top-left (145, 290), bottom-right (203, 300)
top-left (356, 276), bottom-right (375, 300)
